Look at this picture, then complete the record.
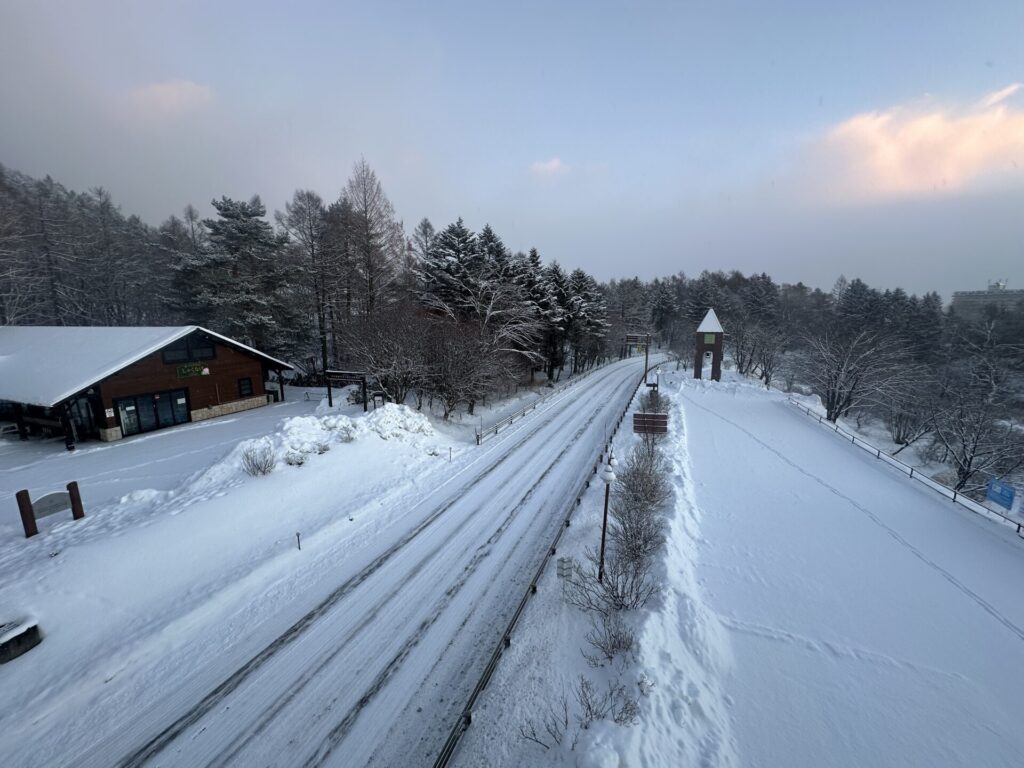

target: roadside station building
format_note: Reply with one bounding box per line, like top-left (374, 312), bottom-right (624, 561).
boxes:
top-left (0, 326), bottom-right (291, 447)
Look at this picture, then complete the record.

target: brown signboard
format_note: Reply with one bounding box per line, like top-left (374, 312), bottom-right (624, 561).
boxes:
top-left (633, 413), bottom-right (669, 434)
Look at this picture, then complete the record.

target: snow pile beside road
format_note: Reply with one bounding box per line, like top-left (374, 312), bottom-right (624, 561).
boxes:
top-left (225, 405), bottom-right (434, 475)
top-left (363, 403), bottom-right (433, 440)
top-left (102, 407), bottom-right (434, 518)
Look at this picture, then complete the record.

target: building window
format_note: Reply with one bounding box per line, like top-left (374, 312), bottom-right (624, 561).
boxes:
top-left (162, 333), bottom-right (217, 364)
top-left (190, 334), bottom-right (216, 360)
top-left (162, 338), bottom-right (189, 363)
top-left (238, 377), bottom-right (253, 398)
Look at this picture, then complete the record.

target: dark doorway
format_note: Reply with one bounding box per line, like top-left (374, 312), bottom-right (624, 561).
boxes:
top-left (115, 388), bottom-right (190, 437)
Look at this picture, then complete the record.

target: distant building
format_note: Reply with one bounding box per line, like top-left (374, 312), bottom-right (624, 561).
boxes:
top-left (950, 281), bottom-right (1024, 319)
top-left (0, 326), bottom-right (292, 448)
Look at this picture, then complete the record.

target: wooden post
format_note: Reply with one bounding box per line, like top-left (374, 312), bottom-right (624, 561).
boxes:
top-left (67, 481), bottom-right (85, 520)
top-left (16, 490), bottom-right (37, 538)
top-left (326, 376), bottom-right (333, 408)
top-left (361, 378), bottom-right (368, 413)
top-left (279, 370), bottom-right (286, 402)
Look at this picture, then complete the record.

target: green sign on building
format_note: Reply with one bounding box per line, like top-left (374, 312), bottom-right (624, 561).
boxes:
top-left (177, 362), bottom-right (210, 378)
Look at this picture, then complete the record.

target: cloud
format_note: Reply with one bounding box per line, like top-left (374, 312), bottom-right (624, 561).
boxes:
top-left (125, 79), bottom-right (215, 120)
top-left (979, 83), bottom-right (1022, 109)
top-left (530, 157), bottom-right (569, 177)
top-left (811, 85), bottom-right (1024, 201)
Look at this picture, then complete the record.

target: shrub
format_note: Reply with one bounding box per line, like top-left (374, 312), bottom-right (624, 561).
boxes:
top-left (583, 611), bottom-right (635, 667)
top-left (573, 675), bottom-right (639, 729)
top-left (564, 549), bottom-right (661, 616)
top-left (241, 439), bottom-right (275, 476)
top-left (284, 449), bottom-right (306, 467)
top-left (518, 692), bottom-right (574, 751)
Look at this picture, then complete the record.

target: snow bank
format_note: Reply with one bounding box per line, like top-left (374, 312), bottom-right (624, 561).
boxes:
top-left (623, 375), bottom-right (737, 765)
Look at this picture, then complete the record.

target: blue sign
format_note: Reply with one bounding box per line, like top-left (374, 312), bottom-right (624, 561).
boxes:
top-left (986, 479), bottom-right (1016, 510)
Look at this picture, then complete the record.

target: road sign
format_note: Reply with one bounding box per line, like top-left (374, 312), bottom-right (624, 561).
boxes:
top-left (633, 413), bottom-right (669, 434)
top-left (987, 479), bottom-right (1016, 510)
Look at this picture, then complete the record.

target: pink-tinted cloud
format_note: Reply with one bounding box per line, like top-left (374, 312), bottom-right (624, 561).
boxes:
top-left (813, 85), bottom-right (1024, 201)
top-left (126, 79), bottom-right (215, 120)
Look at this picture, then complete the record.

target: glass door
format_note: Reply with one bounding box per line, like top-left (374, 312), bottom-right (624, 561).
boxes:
top-left (171, 390), bottom-right (189, 424)
top-left (154, 393), bottom-right (175, 428)
top-left (118, 399), bottom-right (141, 436)
top-left (136, 394), bottom-right (158, 432)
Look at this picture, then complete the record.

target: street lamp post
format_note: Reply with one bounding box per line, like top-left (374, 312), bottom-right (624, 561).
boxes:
top-left (598, 452), bottom-right (618, 583)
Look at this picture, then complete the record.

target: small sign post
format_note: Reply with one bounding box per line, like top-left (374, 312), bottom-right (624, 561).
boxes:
top-left (14, 482), bottom-right (85, 538)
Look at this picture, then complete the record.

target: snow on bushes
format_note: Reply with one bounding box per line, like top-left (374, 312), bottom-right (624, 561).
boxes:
top-left (236, 404), bottom-right (435, 477)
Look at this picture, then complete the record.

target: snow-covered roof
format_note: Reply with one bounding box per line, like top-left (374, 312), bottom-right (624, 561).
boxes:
top-left (696, 308), bottom-right (724, 334)
top-left (0, 326), bottom-right (291, 408)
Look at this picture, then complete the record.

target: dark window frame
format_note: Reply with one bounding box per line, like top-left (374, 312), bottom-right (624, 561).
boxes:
top-left (162, 333), bottom-right (218, 364)
top-left (238, 377), bottom-right (253, 398)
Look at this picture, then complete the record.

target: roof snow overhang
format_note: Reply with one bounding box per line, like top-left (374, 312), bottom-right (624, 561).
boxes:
top-left (0, 326), bottom-right (292, 408)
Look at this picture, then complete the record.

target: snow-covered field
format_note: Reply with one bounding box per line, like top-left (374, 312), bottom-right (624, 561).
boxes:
top-left (0, 358), bottom-right (647, 767)
top-left (454, 369), bottom-right (1024, 767)
top-left (5, 362), bottom-right (1022, 768)
top-left (685, 374), bottom-right (1024, 767)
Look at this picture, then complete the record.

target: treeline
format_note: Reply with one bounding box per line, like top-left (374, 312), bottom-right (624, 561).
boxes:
top-left (0, 161), bottom-right (610, 418)
top-left (630, 269), bottom-right (1023, 494)
top-left (2, 161), bottom-right (1022, 479)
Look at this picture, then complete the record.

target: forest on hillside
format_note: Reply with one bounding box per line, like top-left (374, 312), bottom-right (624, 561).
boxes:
top-left (1, 160), bottom-right (1021, 491)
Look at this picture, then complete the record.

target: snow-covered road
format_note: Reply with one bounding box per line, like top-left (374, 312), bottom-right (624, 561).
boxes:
top-left (683, 377), bottom-right (1024, 767)
top-left (26, 358), bottom-right (644, 768)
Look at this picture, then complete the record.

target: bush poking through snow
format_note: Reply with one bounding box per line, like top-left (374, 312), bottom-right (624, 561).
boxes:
top-left (573, 675), bottom-right (640, 729)
top-left (582, 611), bottom-right (635, 668)
top-left (640, 388), bottom-right (668, 414)
top-left (241, 439), bottom-right (275, 476)
top-left (615, 445), bottom-right (671, 511)
top-left (518, 692), bottom-right (576, 751)
top-left (284, 450), bottom-right (306, 467)
top-left (564, 549), bottom-right (661, 615)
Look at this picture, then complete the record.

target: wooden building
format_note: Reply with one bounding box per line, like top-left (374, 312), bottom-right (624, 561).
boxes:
top-left (0, 326), bottom-right (291, 448)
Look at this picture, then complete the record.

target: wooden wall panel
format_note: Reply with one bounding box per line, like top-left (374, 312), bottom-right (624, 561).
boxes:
top-left (96, 342), bottom-right (266, 428)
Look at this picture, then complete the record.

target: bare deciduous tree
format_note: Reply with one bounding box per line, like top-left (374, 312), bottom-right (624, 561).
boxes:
top-left (799, 329), bottom-right (922, 422)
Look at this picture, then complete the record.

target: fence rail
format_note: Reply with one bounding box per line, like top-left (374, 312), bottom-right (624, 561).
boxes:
top-left (434, 360), bottom-right (659, 767)
top-left (787, 398), bottom-right (1023, 535)
top-left (474, 357), bottom-right (619, 445)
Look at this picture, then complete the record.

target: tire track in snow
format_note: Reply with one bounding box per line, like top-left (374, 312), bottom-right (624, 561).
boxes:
top-left (300, 404), bottom-right (608, 768)
top-left (206, 400), bottom-right (607, 767)
top-left (680, 391), bottom-right (1024, 646)
top-left (115, 363), bottom-right (631, 768)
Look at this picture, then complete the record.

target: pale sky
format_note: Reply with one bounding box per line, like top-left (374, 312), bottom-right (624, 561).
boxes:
top-left (2, 0), bottom-right (1023, 299)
